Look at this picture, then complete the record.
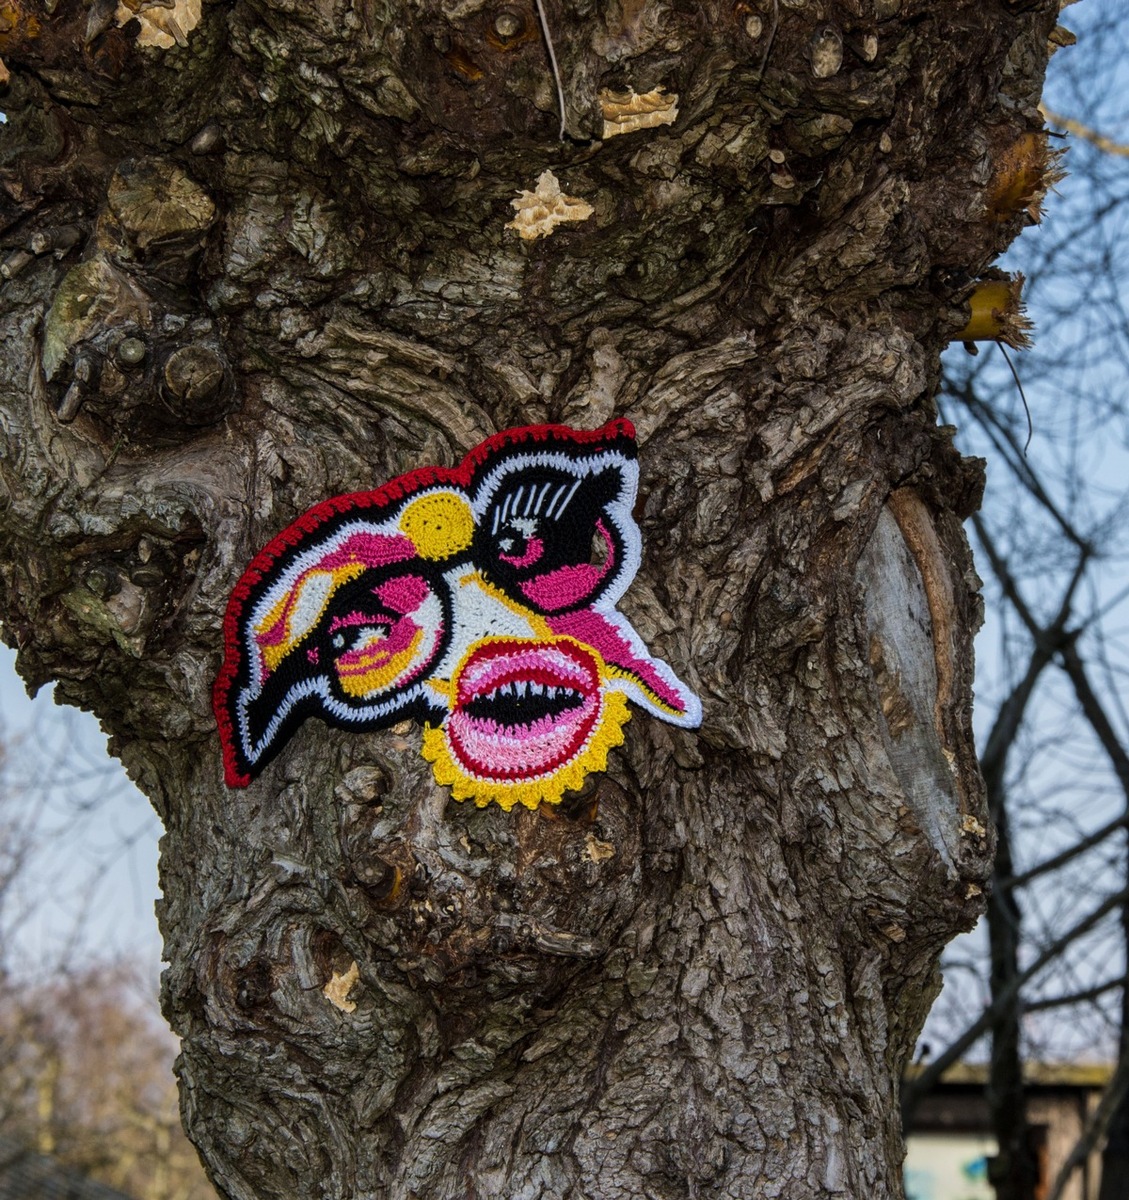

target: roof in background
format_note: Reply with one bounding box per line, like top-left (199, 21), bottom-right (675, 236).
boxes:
top-left (904, 1062), bottom-right (1114, 1088)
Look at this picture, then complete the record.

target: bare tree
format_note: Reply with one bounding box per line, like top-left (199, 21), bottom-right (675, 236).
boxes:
top-left (0, 958), bottom-right (216, 1200)
top-left (904, 9), bottom-right (1129, 1199)
top-left (0, 710), bottom-right (210, 1195)
top-left (0, 1), bottom-right (1064, 1195)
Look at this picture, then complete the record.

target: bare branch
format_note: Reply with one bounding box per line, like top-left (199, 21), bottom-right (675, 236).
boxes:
top-left (902, 885), bottom-right (1129, 1122)
top-left (1001, 811), bottom-right (1129, 892)
top-left (1024, 975), bottom-right (1127, 1014)
top-left (1040, 105), bottom-right (1129, 158)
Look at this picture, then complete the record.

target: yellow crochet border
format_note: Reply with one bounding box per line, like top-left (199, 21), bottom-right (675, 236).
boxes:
top-left (421, 689), bottom-right (631, 811)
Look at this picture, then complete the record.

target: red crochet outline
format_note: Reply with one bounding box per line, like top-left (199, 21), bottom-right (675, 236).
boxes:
top-left (213, 418), bottom-right (636, 788)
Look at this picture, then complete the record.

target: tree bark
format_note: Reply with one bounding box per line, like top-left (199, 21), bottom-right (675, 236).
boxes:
top-left (0, 1), bottom-right (1057, 1196)
top-left (977, 600), bottom-right (1065, 1200)
top-left (1097, 901), bottom-right (1129, 1200)
top-left (986, 800), bottom-right (1038, 1200)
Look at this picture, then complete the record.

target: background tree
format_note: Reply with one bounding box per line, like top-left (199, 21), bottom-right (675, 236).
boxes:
top-left (902, 7), bottom-right (1129, 1199)
top-left (0, 1), bottom-right (1062, 1196)
top-left (0, 721), bottom-right (212, 1197)
top-left (0, 959), bottom-right (215, 1200)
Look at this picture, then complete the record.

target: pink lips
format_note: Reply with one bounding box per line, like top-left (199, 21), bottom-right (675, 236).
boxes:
top-left (447, 639), bottom-right (602, 780)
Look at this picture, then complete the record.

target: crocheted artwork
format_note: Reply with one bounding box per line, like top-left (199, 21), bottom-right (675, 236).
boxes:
top-left (214, 419), bottom-right (702, 808)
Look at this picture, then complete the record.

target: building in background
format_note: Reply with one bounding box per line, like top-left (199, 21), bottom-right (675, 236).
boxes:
top-left (905, 1063), bottom-right (1111, 1200)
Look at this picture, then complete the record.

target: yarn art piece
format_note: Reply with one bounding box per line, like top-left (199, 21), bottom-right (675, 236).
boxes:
top-left (213, 419), bottom-right (702, 809)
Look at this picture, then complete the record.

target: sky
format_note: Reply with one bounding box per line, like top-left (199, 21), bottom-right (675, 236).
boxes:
top-left (0, 645), bottom-right (163, 974)
top-left (1, 1), bottom-right (1128, 1069)
top-left (916, 0), bottom-right (1129, 1064)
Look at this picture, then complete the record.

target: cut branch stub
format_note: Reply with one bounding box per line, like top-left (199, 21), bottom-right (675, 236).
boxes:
top-left (38, 158), bottom-right (237, 443)
top-left (986, 129), bottom-right (1064, 222)
top-left (106, 157), bottom-right (216, 260)
top-left (161, 344), bottom-right (234, 424)
top-left (42, 258), bottom-right (151, 382)
top-left (954, 275), bottom-right (1033, 348)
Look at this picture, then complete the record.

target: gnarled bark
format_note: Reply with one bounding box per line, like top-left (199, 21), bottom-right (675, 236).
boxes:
top-left (0, 0), bottom-right (1058, 1195)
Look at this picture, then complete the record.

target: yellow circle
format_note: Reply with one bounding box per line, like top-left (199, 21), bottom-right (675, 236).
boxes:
top-left (398, 492), bottom-right (475, 561)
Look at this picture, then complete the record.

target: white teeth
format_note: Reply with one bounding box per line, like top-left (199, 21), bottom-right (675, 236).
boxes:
top-left (480, 680), bottom-right (582, 703)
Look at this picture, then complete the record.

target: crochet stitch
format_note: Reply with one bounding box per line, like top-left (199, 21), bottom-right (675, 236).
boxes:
top-left (213, 419), bottom-right (702, 808)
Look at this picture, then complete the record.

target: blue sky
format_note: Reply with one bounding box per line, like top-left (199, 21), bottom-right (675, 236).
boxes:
top-left (0, 645), bottom-right (163, 973)
top-left (918, 0), bottom-right (1129, 1063)
top-left (2, 3), bottom-right (1127, 1068)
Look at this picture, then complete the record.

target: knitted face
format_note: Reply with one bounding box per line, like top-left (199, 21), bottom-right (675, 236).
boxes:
top-left (214, 420), bottom-right (701, 808)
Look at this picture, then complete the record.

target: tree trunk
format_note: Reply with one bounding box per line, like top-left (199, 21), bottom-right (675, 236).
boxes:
top-left (1098, 895), bottom-right (1129, 1200)
top-left (986, 802), bottom-right (1038, 1200)
top-left (0, 1), bottom-right (1057, 1196)
top-left (977, 623), bottom-right (1059, 1200)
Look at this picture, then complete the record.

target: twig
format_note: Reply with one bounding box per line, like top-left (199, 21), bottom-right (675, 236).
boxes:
top-left (1041, 104), bottom-right (1129, 158)
top-left (1001, 810), bottom-right (1129, 892)
top-left (995, 342), bottom-right (1033, 454)
top-left (901, 885), bottom-right (1129, 1123)
top-left (977, 536), bottom-right (1086, 796)
top-left (957, 381), bottom-right (1090, 553)
top-left (533, 0), bottom-right (567, 142)
top-left (754, 0), bottom-right (779, 81)
top-left (1024, 974), bottom-right (1126, 1014)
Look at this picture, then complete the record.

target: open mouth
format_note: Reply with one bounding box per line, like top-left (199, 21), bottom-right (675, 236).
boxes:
top-left (462, 678), bottom-right (585, 724)
top-left (447, 638), bottom-right (603, 780)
